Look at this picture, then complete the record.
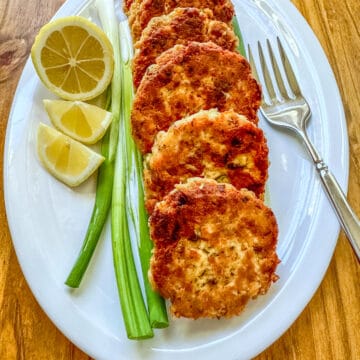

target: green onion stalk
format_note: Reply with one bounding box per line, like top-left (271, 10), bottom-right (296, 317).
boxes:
top-left (65, 125), bottom-right (113, 287)
top-left (64, 2), bottom-right (122, 288)
top-left (119, 22), bottom-right (168, 329)
top-left (111, 109), bottom-right (153, 339)
top-left (95, 0), bottom-right (154, 339)
top-left (111, 31), bottom-right (152, 340)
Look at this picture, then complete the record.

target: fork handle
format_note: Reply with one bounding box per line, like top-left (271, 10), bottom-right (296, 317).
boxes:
top-left (300, 132), bottom-right (360, 261)
top-left (315, 160), bottom-right (360, 261)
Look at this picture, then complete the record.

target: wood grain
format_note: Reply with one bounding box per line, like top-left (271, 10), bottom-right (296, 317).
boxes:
top-left (0, 0), bottom-right (359, 359)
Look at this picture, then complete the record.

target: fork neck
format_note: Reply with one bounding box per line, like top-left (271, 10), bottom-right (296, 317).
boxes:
top-left (298, 129), bottom-right (323, 167)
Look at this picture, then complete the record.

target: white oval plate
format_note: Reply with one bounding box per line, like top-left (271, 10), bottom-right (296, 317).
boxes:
top-left (3, 0), bottom-right (348, 359)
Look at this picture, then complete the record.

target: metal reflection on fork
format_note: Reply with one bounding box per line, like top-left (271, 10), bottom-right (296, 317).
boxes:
top-left (248, 38), bottom-right (360, 261)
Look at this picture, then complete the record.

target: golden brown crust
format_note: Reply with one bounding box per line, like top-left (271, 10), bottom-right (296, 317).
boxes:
top-left (132, 7), bottom-right (238, 88)
top-left (149, 178), bottom-right (279, 319)
top-left (131, 42), bottom-right (262, 154)
top-left (123, 0), bottom-right (135, 14)
top-left (128, 0), bottom-right (234, 41)
top-left (144, 109), bottom-right (269, 213)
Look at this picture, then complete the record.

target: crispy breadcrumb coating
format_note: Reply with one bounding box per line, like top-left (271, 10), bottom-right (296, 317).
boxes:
top-left (144, 109), bottom-right (269, 213)
top-left (149, 178), bottom-right (279, 319)
top-left (132, 7), bottom-right (238, 88)
top-left (123, 0), bottom-right (134, 14)
top-left (131, 42), bottom-right (262, 154)
top-left (128, 0), bottom-right (234, 41)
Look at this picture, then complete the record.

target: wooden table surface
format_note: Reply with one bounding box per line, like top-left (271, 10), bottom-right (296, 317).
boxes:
top-left (0, 0), bottom-right (359, 359)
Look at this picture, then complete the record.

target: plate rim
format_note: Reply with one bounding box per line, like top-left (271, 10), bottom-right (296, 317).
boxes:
top-left (3, 0), bottom-right (349, 359)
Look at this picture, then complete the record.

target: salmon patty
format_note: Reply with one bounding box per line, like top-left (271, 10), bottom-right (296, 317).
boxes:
top-left (144, 109), bottom-right (269, 213)
top-left (149, 178), bottom-right (279, 319)
top-left (132, 7), bottom-right (238, 88)
top-left (131, 42), bottom-right (262, 154)
top-left (128, 0), bottom-right (234, 41)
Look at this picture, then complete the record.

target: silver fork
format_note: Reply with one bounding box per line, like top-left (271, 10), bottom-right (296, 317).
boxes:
top-left (248, 38), bottom-right (360, 261)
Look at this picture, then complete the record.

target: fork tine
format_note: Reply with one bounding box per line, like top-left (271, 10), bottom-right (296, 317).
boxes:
top-left (247, 44), bottom-right (260, 83)
top-left (277, 37), bottom-right (301, 96)
top-left (248, 44), bottom-right (267, 106)
top-left (266, 39), bottom-right (290, 100)
top-left (257, 41), bottom-right (277, 103)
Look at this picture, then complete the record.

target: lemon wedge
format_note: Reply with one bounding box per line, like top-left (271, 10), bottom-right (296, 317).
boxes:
top-left (37, 123), bottom-right (105, 187)
top-left (31, 16), bottom-right (114, 101)
top-left (43, 99), bottom-right (112, 144)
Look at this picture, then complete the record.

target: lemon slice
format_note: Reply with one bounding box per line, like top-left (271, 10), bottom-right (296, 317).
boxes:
top-left (37, 123), bottom-right (105, 187)
top-left (31, 16), bottom-right (114, 101)
top-left (43, 99), bottom-right (112, 144)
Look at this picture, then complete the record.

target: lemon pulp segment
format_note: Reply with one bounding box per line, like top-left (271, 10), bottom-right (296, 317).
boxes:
top-left (43, 99), bottom-right (112, 144)
top-left (37, 123), bottom-right (105, 187)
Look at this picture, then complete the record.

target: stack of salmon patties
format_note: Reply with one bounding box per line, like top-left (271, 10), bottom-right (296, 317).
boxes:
top-left (125, 0), bottom-right (280, 320)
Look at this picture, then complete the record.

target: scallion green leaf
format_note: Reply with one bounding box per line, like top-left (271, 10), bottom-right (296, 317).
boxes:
top-left (232, 16), bottom-right (246, 57)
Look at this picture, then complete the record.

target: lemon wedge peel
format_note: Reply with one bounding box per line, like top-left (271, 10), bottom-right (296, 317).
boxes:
top-left (43, 99), bottom-right (112, 145)
top-left (31, 16), bottom-right (114, 101)
top-left (37, 122), bottom-right (105, 187)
